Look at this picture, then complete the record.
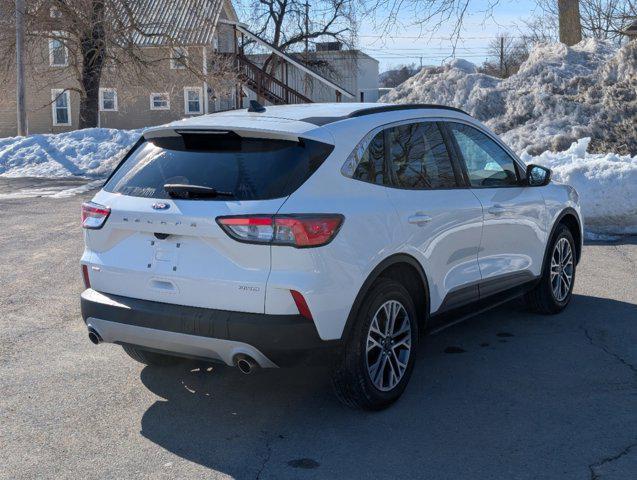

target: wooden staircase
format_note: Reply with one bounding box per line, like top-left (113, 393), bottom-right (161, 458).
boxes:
top-left (235, 53), bottom-right (312, 105)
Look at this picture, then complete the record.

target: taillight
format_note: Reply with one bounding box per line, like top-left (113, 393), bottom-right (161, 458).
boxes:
top-left (216, 214), bottom-right (343, 248)
top-left (81, 202), bottom-right (110, 229)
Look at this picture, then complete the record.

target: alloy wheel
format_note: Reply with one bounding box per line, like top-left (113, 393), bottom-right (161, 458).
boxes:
top-left (365, 300), bottom-right (412, 392)
top-left (550, 237), bottom-right (574, 302)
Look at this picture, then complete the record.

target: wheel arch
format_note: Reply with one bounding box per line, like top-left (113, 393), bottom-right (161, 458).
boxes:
top-left (544, 208), bottom-right (583, 272)
top-left (340, 254), bottom-right (430, 342)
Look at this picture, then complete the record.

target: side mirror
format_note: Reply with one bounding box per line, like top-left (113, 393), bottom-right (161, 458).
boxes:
top-left (526, 164), bottom-right (551, 187)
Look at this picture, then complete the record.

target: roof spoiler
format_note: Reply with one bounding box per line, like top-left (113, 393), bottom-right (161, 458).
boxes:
top-left (143, 126), bottom-right (303, 143)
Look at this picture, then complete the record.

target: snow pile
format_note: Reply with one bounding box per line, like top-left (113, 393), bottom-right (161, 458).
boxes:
top-left (523, 138), bottom-right (637, 234)
top-left (0, 128), bottom-right (140, 178)
top-left (381, 39), bottom-right (637, 156)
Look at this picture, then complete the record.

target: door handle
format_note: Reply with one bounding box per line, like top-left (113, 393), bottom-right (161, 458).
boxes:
top-left (408, 213), bottom-right (432, 226)
top-left (488, 204), bottom-right (506, 215)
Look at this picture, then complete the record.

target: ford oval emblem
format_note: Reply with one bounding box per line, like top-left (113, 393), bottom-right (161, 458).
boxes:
top-left (152, 202), bottom-right (170, 210)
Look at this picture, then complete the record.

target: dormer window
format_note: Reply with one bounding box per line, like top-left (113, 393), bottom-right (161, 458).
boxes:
top-left (170, 47), bottom-right (188, 69)
top-left (49, 33), bottom-right (68, 67)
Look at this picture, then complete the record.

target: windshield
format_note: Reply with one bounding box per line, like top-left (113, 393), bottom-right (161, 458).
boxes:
top-left (103, 133), bottom-right (333, 200)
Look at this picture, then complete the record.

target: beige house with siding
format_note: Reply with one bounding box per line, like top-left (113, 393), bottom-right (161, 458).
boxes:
top-left (0, 0), bottom-right (375, 138)
top-left (0, 0), bottom-right (240, 137)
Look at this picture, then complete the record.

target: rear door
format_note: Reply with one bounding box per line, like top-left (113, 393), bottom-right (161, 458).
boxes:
top-left (84, 131), bottom-right (333, 314)
top-left (381, 121), bottom-right (484, 314)
top-left (444, 121), bottom-right (546, 290)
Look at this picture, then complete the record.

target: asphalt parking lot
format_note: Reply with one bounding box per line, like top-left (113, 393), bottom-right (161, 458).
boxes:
top-left (1, 191), bottom-right (636, 480)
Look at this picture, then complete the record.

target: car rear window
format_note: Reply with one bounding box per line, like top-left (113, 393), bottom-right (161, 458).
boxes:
top-left (103, 132), bottom-right (334, 200)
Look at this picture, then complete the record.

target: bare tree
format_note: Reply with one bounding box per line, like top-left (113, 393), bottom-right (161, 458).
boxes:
top-left (0, 0), bottom-right (237, 129)
top-left (361, 0), bottom-right (501, 52)
top-left (240, 0), bottom-right (357, 56)
top-left (520, 10), bottom-right (560, 43)
top-left (236, 0), bottom-right (357, 98)
top-left (532, 0), bottom-right (637, 44)
top-left (480, 34), bottom-right (529, 77)
top-left (379, 64), bottom-right (419, 87)
top-left (558, 0), bottom-right (583, 45)
top-left (238, 0), bottom-right (357, 79)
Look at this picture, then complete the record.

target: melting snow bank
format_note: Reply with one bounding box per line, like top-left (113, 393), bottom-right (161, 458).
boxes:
top-left (0, 177), bottom-right (105, 200)
top-left (524, 138), bottom-right (637, 235)
top-left (381, 39), bottom-right (637, 156)
top-left (0, 128), bottom-right (141, 178)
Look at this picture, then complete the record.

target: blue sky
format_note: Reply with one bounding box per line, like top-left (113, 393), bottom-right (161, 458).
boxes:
top-left (359, 0), bottom-right (540, 72)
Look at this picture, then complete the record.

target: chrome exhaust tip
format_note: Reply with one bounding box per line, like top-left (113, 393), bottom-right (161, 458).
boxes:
top-left (88, 328), bottom-right (102, 345)
top-left (234, 354), bottom-right (258, 374)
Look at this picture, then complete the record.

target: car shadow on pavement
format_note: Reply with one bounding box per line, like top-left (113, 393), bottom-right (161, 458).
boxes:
top-left (138, 294), bottom-right (637, 479)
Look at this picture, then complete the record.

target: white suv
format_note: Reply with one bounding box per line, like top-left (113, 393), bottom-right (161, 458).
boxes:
top-left (81, 102), bottom-right (582, 409)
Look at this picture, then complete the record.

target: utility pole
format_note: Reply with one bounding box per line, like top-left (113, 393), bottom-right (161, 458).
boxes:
top-left (499, 36), bottom-right (505, 77)
top-left (304, 0), bottom-right (309, 55)
top-left (15, 0), bottom-right (27, 136)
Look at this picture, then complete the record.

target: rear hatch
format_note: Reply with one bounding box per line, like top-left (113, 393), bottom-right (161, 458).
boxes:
top-left (84, 129), bottom-right (333, 313)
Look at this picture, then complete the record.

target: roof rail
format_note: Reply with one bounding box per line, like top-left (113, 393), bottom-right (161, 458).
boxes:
top-left (347, 104), bottom-right (470, 118)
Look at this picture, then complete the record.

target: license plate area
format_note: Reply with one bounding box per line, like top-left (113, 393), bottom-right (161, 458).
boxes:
top-left (147, 238), bottom-right (182, 274)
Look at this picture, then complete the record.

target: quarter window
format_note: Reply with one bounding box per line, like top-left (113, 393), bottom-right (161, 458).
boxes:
top-left (388, 123), bottom-right (457, 189)
top-left (184, 87), bottom-right (202, 114)
top-left (51, 89), bottom-right (71, 126)
top-left (352, 130), bottom-right (389, 186)
top-left (448, 123), bottom-right (519, 187)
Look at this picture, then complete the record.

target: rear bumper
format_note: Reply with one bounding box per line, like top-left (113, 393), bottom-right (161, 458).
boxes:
top-left (81, 289), bottom-right (339, 367)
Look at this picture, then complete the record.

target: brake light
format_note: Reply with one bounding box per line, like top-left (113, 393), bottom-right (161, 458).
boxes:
top-left (290, 290), bottom-right (313, 320)
top-left (216, 214), bottom-right (343, 248)
top-left (81, 202), bottom-right (111, 229)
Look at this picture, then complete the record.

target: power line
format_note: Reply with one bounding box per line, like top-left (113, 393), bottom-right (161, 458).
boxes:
top-left (359, 34), bottom-right (526, 40)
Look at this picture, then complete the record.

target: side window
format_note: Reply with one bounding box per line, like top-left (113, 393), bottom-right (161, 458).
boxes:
top-left (353, 130), bottom-right (388, 186)
top-left (448, 123), bottom-right (519, 187)
top-left (388, 122), bottom-right (457, 189)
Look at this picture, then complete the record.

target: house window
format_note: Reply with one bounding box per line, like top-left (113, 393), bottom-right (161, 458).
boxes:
top-left (184, 87), bottom-right (202, 114)
top-left (51, 89), bottom-right (71, 126)
top-left (99, 88), bottom-right (118, 111)
top-left (150, 93), bottom-right (170, 110)
top-left (171, 47), bottom-right (188, 69)
top-left (49, 33), bottom-right (68, 67)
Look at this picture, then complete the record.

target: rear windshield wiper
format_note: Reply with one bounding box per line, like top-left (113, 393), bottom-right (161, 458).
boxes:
top-left (164, 184), bottom-right (235, 199)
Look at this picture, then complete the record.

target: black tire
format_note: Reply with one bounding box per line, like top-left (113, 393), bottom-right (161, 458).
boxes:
top-left (526, 224), bottom-right (576, 314)
top-left (331, 278), bottom-right (419, 410)
top-left (121, 344), bottom-right (183, 366)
